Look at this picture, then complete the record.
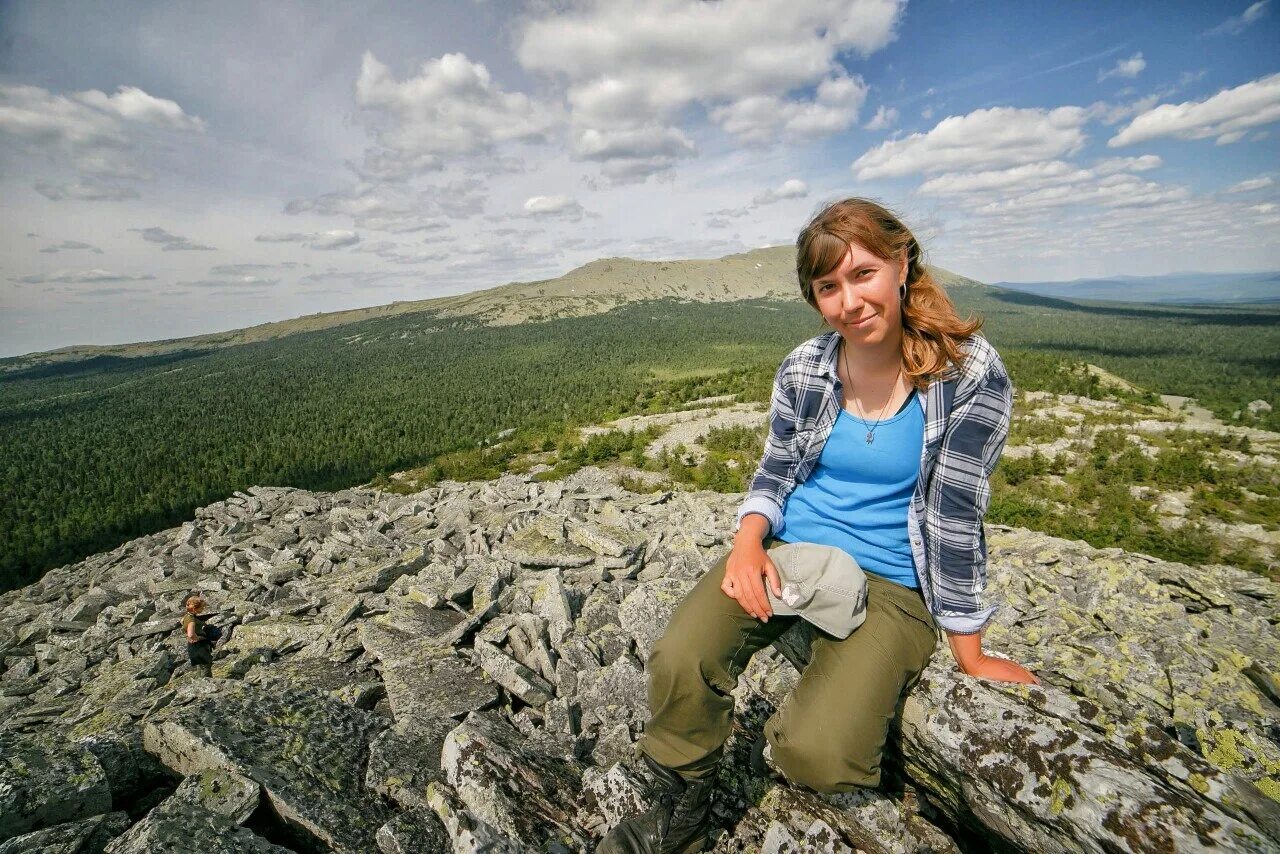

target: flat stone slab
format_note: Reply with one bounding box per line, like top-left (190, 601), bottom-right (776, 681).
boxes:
top-left (141, 680), bottom-right (391, 852)
top-left (0, 734), bottom-right (112, 838)
top-left (102, 797), bottom-right (290, 854)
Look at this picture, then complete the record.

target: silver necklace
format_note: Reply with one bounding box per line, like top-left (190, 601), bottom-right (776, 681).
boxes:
top-left (841, 340), bottom-right (904, 445)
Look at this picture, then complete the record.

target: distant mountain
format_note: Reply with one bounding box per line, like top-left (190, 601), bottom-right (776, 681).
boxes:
top-left (994, 271), bottom-right (1280, 305)
top-left (0, 243), bottom-right (986, 373)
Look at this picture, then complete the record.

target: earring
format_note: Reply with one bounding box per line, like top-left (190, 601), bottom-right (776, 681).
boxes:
top-left (898, 281), bottom-right (907, 301)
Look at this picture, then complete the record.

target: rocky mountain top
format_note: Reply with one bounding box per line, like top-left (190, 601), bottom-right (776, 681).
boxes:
top-left (2, 468), bottom-right (1278, 852)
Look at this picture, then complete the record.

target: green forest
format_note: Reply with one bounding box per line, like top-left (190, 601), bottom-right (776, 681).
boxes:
top-left (2, 284), bottom-right (1278, 591)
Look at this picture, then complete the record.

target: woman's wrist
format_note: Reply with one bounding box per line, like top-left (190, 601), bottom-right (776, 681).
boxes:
top-left (945, 629), bottom-right (984, 672)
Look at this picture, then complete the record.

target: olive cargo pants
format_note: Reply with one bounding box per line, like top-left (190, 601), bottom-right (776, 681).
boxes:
top-left (637, 535), bottom-right (939, 793)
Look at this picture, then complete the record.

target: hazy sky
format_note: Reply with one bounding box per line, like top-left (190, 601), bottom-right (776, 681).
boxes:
top-left (2, 0), bottom-right (1277, 357)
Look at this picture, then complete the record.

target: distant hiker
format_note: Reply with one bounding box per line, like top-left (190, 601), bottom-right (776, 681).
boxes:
top-left (181, 593), bottom-right (217, 677)
top-left (599, 197), bottom-right (1039, 853)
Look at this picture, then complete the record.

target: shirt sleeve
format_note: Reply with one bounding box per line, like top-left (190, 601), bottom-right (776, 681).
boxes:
top-left (928, 357), bottom-right (1013, 635)
top-left (735, 356), bottom-right (802, 537)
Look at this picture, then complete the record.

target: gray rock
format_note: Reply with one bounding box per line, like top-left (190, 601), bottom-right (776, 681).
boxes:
top-left (169, 768), bottom-right (260, 824)
top-left (102, 797), bottom-right (289, 854)
top-left (0, 811), bottom-right (130, 854)
top-left (375, 808), bottom-right (451, 854)
top-left (440, 709), bottom-right (586, 850)
top-left (0, 735), bottom-right (112, 838)
top-left (474, 638), bottom-right (555, 707)
top-left (142, 680), bottom-right (391, 852)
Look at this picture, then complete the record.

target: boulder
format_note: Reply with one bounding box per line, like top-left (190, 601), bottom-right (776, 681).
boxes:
top-left (0, 734), bottom-right (112, 838)
top-left (141, 680), bottom-right (391, 852)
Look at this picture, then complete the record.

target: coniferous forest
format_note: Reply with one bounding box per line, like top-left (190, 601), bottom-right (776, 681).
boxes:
top-left (2, 285), bottom-right (1278, 591)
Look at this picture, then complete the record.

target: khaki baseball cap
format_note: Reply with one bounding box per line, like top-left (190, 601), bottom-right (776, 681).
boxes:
top-left (764, 542), bottom-right (868, 639)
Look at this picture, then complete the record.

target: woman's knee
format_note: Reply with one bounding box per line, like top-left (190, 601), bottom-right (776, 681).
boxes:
top-left (770, 730), bottom-right (881, 792)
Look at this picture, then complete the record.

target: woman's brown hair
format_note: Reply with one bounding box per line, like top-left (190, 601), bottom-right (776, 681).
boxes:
top-left (796, 197), bottom-right (982, 390)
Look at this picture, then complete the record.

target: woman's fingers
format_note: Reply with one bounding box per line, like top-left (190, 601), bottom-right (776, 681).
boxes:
top-left (762, 557), bottom-right (783, 598)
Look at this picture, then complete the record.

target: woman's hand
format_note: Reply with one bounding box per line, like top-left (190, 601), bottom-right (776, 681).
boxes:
top-left (946, 630), bottom-right (1040, 685)
top-left (722, 541), bottom-right (783, 622)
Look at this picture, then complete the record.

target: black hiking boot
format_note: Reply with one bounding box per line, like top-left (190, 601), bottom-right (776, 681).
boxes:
top-left (595, 752), bottom-right (717, 853)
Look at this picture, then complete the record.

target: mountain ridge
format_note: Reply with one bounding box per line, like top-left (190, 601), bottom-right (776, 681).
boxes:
top-left (1, 244), bottom-right (988, 373)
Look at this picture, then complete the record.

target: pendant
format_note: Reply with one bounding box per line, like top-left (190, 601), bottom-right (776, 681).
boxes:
top-left (866, 431), bottom-right (874, 444)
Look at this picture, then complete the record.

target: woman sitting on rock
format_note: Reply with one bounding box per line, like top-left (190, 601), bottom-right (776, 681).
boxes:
top-left (599, 197), bottom-right (1039, 854)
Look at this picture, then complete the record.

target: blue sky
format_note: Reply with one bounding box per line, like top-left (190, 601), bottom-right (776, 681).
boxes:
top-left (1, 0), bottom-right (1277, 357)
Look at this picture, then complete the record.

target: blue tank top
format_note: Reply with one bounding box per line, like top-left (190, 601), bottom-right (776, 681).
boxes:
top-left (777, 388), bottom-right (924, 588)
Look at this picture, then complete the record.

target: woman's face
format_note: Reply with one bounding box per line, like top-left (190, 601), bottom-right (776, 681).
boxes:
top-left (812, 241), bottom-right (907, 346)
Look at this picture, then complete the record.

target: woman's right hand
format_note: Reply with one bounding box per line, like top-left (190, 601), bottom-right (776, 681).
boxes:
top-left (722, 541), bottom-right (784, 622)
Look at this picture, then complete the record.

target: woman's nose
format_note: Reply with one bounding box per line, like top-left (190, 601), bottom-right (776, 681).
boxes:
top-left (841, 285), bottom-right (861, 311)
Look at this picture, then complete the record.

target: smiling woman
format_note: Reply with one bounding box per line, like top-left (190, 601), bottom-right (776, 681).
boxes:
top-left (600, 197), bottom-right (1037, 854)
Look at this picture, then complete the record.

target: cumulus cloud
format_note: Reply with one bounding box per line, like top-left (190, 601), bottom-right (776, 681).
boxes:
top-left (353, 240), bottom-right (451, 264)
top-left (753, 179), bottom-right (809, 205)
top-left (352, 51), bottom-right (561, 181)
top-left (208, 262), bottom-right (302, 275)
top-left (1098, 53), bottom-right (1146, 82)
top-left (1093, 154), bottom-right (1162, 174)
top-left (39, 240), bottom-right (104, 255)
top-left (0, 82), bottom-right (204, 198)
top-left (516, 0), bottom-right (902, 178)
top-left (252, 230), bottom-right (361, 250)
top-left (1225, 176), bottom-right (1274, 193)
top-left (1205, 1), bottom-right (1269, 36)
top-left (708, 72), bottom-right (868, 144)
top-left (33, 178), bottom-right (140, 201)
top-left (129, 226), bottom-right (216, 251)
top-left (254, 232), bottom-right (310, 243)
top-left (1109, 72), bottom-right (1280, 146)
top-left (865, 105), bottom-right (899, 131)
top-left (284, 180), bottom-right (465, 233)
top-left (523, 195), bottom-right (585, 220)
top-left (181, 276), bottom-right (280, 288)
top-left (12, 269), bottom-right (156, 284)
top-left (852, 106), bottom-right (1088, 179)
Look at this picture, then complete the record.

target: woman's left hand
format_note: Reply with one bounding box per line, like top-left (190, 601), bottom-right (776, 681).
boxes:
top-left (946, 630), bottom-right (1040, 685)
top-left (960, 654), bottom-right (1040, 684)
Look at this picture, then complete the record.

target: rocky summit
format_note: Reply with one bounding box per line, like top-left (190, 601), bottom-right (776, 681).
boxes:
top-left (1, 467), bottom-right (1278, 853)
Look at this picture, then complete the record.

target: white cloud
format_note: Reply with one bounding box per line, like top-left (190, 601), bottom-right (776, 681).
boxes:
top-left (523, 195), bottom-right (585, 220)
top-left (1093, 154), bottom-right (1162, 174)
top-left (251, 230), bottom-right (361, 249)
top-left (129, 226), bottom-right (216, 251)
top-left (572, 124), bottom-right (697, 182)
top-left (918, 161), bottom-right (1090, 197)
top-left (353, 51), bottom-right (561, 181)
top-left (1225, 176), bottom-right (1274, 193)
top-left (1098, 53), bottom-right (1146, 83)
top-left (708, 72), bottom-right (868, 144)
top-left (0, 82), bottom-right (204, 195)
top-left (753, 179), bottom-right (809, 205)
top-left (32, 178), bottom-right (139, 201)
top-left (307, 230), bottom-right (361, 250)
top-left (181, 276), bottom-right (280, 289)
top-left (39, 240), bottom-right (104, 255)
top-left (12, 269), bottom-right (156, 284)
top-left (865, 105), bottom-right (899, 131)
top-left (1205, 1), bottom-right (1269, 36)
top-left (1109, 72), bottom-right (1280, 147)
top-left (853, 106), bottom-right (1088, 179)
top-left (284, 181), bottom-right (463, 233)
top-left (516, 0), bottom-right (902, 177)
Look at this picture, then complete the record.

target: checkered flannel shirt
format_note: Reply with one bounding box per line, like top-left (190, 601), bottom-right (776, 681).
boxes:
top-left (735, 330), bottom-right (1014, 635)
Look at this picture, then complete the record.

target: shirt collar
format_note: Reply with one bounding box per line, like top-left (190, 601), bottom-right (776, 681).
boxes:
top-left (816, 330), bottom-right (842, 379)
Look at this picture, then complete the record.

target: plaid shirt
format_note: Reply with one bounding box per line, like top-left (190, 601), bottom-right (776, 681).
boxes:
top-left (735, 330), bottom-right (1013, 635)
